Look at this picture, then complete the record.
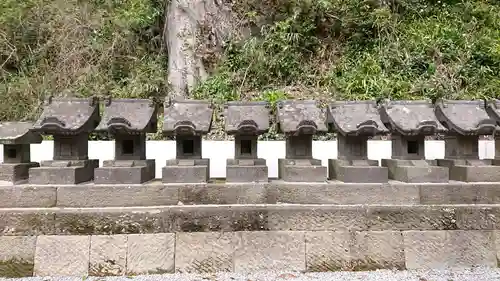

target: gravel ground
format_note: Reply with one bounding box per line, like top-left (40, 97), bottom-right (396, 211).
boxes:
top-left (2, 269), bottom-right (500, 281)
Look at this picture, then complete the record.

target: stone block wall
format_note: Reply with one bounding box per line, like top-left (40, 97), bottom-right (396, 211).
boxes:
top-left (4, 181), bottom-right (500, 208)
top-left (0, 230), bottom-right (498, 277)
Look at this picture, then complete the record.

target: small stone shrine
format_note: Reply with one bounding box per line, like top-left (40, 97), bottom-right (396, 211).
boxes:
top-left (94, 98), bottom-right (157, 184)
top-left (162, 99), bottom-right (213, 183)
top-left (0, 122), bottom-right (42, 183)
top-left (327, 101), bottom-right (388, 183)
top-left (435, 100), bottom-right (500, 182)
top-left (277, 100), bottom-right (327, 182)
top-left (378, 100), bottom-right (449, 183)
top-left (29, 97), bottom-right (100, 184)
top-left (484, 100), bottom-right (500, 165)
top-left (225, 101), bottom-right (270, 182)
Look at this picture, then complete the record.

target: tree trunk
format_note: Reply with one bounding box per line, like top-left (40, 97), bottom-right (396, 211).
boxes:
top-left (164, 0), bottom-right (236, 99)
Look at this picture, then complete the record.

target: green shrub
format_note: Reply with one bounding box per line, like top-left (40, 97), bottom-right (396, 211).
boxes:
top-left (0, 0), bottom-right (166, 121)
top-left (194, 0), bottom-right (500, 102)
top-left (2, 0), bottom-right (499, 140)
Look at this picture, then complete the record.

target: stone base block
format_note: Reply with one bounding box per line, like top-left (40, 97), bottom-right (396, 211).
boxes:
top-left (0, 236), bottom-right (36, 277)
top-left (127, 234), bottom-right (175, 275)
top-left (28, 160), bottom-right (99, 184)
top-left (162, 159), bottom-right (210, 183)
top-left (278, 159), bottom-right (327, 182)
top-left (94, 160), bottom-right (155, 184)
top-left (404, 230), bottom-right (496, 269)
top-left (381, 159), bottom-right (449, 183)
top-left (328, 159), bottom-right (388, 183)
top-left (175, 232), bottom-right (233, 273)
top-left (226, 166), bottom-right (268, 183)
top-left (226, 158), bottom-right (268, 183)
top-left (306, 231), bottom-right (405, 271)
top-left (89, 235), bottom-right (127, 276)
top-left (438, 159), bottom-right (500, 182)
top-left (3, 231), bottom-right (500, 276)
top-left (0, 163), bottom-right (39, 183)
top-left (34, 236), bottom-right (90, 276)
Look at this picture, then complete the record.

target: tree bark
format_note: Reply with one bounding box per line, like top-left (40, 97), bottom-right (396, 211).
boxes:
top-left (164, 0), bottom-right (236, 99)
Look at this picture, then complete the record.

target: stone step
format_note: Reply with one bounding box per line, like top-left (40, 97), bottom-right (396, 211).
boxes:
top-left (1, 204), bottom-right (499, 236)
top-left (2, 181), bottom-right (500, 208)
top-left (0, 230), bottom-right (498, 277)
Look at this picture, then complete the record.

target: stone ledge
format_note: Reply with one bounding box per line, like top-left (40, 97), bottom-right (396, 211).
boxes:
top-left (2, 204), bottom-right (500, 235)
top-left (2, 181), bottom-right (500, 207)
top-left (1, 230), bottom-right (499, 277)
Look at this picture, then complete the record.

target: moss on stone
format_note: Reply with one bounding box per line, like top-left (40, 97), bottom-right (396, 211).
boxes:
top-left (127, 267), bottom-right (174, 276)
top-left (350, 258), bottom-right (405, 271)
top-left (57, 214), bottom-right (160, 235)
top-left (89, 261), bottom-right (123, 277)
top-left (179, 222), bottom-right (206, 232)
top-left (307, 257), bottom-right (406, 272)
top-left (306, 257), bottom-right (346, 272)
top-left (232, 213), bottom-right (268, 231)
top-left (174, 210), bottom-right (268, 232)
top-left (0, 259), bottom-right (34, 278)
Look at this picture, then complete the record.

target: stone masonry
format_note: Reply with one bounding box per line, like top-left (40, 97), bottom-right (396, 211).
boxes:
top-left (1, 98), bottom-right (500, 277)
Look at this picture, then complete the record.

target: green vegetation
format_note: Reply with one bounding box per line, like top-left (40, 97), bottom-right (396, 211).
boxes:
top-left (194, 0), bottom-right (500, 103)
top-left (0, 0), bottom-right (166, 121)
top-left (1, 0), bottom-right (499, 126)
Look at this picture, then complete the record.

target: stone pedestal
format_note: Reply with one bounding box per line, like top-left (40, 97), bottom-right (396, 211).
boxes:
top-left (381, 159), bottom-right (448, 183)
top-left (0, 162), bottom-right (39, 183)
top-left (437, 159), bottom-right (500, 182)
top-left (278, 159), bottom-right (327, 182)
top-left (162, 159), bottom-right (210, 183)
top-left (94, 160), bottom-right (155, 184)
top-left (226, 159), bottom-right (268, 183)
top-left (328, 159), bottom-right (388, 183)
top-left (29, 160), bottom-right (99, 184)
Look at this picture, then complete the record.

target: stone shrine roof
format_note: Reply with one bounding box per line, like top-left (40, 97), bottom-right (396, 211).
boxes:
top-left (276, 100), bottom-right (327, 134)
top-left (378, 100), bottom-right (446, 136)
top-left (485, 100), bottom-right (500, 127)
top-left (0, 122), bottom-right (42, 144)
top-left (96, 98), bottom-right (157, 134)
top-left (33, 97), bottom-right (100, 135)
top-left (163, 99), bottom-right (213, 135)
top-left (434, 100), bottom-right (498, 135)
top-left (328, 100), bottom-right (388, 136)
top-left (225, 101), bottom-right (270, 135)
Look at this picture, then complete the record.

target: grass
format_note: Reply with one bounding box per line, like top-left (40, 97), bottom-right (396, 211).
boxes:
top-left (1, 0), bottom-right (499, 139)
top-left (0, 0), bottom-right (167, 122)
top-left (194, 0), bottom-right (500, 104)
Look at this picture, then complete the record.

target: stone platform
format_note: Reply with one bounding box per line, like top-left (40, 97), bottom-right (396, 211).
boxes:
top-left (1, 230), bottom-right (498, 277)
top-left (1, 204), bottom-right (500, 276)
top-left (2, 180), bottom-right (500, 207)
top-left (3, 180), bottom-right (500, 277)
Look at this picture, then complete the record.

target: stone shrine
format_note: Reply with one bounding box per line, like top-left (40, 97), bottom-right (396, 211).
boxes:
top-left (0, 122), bottom-right (42, 183)
top-left (379, 100), bottom-right (449, 183)
top-left (94, 98), bottom-right (157, 184)
top-left (3, 97), bottom-right (500, 277)
top-left (162, 99), bottom-right (213, 183)
top-left (225, 101), bottom-right (270, 182)
top-left (486, 100), bottom-right (500, 164)
top-left (29, 97), bottom-right (100, 184)
top-left (435, 100), bottom-right (500, 182)
top-left (277, 100), bottom-right (327, 182)
top-left (327, 101), bottom-right (388, 183)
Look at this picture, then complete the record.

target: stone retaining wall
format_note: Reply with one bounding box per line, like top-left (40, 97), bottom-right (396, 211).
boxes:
top-left (0, 230), bottom-right (497, 277)
top-left (2, 181), bottom-right (500, 208)
top-left (1, 204), bottom-right (500, 236)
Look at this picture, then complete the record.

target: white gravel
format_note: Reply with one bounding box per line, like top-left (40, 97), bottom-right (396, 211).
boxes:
top-left (2, 269), bottom-right (500, 281)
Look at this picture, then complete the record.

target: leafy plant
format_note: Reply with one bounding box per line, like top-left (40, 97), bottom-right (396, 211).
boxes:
top-left (193, 0), bottom-right (500, 102)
